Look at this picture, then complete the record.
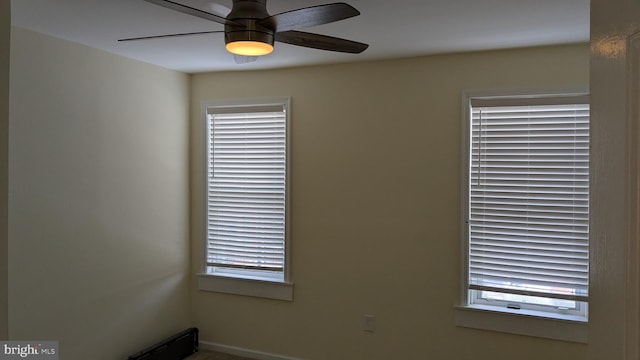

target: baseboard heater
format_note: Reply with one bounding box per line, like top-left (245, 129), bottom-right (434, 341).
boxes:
top-left (128, 327), bottom-right (199, 360)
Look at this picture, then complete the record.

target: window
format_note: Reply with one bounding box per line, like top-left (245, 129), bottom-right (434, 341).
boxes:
top-left (456, 90), bottom-right (589, 342)
top-left (198, 98), bottom-right (292, 301)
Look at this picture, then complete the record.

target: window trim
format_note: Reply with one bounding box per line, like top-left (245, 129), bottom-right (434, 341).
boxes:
top-left (454, 304), bottom-right (588, 343)
top-left (456, 87), bottom-right (590, 341)
top-left (198, 97), bottom-right (293, 301)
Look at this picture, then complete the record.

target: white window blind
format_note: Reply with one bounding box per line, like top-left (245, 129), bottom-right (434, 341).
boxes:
top-left (468, 95), bottom-right (589, 303)
top-left (205, 101), bottom-right (288, 280)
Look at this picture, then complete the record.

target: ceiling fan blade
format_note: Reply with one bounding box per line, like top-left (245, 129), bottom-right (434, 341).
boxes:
top-left (275, 31), bottom-right (369, 54)
top-left (234, 55), bottom-right (258, 64)
top-left (259, 3), bottom-right (360, 32)
top-left (208, 2), bottom-right (231, 17)
top-left (144, 0), bottom-right (243, 27)
top-left (186, 0), bottom-right (231, 17)
top-left (118, 30), bottom-right (223, 42)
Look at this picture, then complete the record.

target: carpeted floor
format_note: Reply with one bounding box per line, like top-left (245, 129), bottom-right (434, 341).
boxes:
top-left (185, 349), bottom-right (257, 360)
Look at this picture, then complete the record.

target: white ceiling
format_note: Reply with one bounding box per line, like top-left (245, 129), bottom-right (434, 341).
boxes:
top-left (10, 0), bottom-right (590, 73)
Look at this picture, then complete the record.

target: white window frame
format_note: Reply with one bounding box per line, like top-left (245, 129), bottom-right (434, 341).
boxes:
top-left (455, 88), bottom-right (589, 343)
top-left (198, 97), bottom-right (293, 301)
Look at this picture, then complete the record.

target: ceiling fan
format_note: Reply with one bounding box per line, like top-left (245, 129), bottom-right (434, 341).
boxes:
top-left (119, 0), bottom-right (369, 64)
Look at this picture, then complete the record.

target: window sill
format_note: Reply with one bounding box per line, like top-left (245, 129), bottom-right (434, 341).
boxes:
top-left (454, 305), bottom-right (588, 343)
top-left (197, 273), bottom-right (293, 301)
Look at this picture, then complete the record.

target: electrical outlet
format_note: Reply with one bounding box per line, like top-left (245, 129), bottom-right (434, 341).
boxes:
top-left (363, 314), bottom-right (375, 332)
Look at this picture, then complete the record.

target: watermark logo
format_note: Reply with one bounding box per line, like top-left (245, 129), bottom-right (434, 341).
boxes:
top-left (0, 342), bottom-right (58, 359)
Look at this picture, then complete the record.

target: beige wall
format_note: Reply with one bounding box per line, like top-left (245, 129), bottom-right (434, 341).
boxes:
top-left (589, 0), bottom-right (640, 358)
top-left (0, 0), bottom-right (9, 341)
top-left (191, 44), bottom-right (589, 360)
top-left (8, 28), bottom-right (191, 359)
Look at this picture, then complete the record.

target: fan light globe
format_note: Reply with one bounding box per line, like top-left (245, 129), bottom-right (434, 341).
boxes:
top-left (226, 41), bottom-right (274, 56)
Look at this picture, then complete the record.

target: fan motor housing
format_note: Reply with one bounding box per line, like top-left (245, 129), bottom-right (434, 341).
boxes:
top-left (225, 0), bottom-right (275, 47)
top-left (227, 0), bottom-right (270, 20)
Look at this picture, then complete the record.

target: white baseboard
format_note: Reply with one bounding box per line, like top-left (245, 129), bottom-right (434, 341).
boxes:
top-left (199, 341), bottom-right (306, 360)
